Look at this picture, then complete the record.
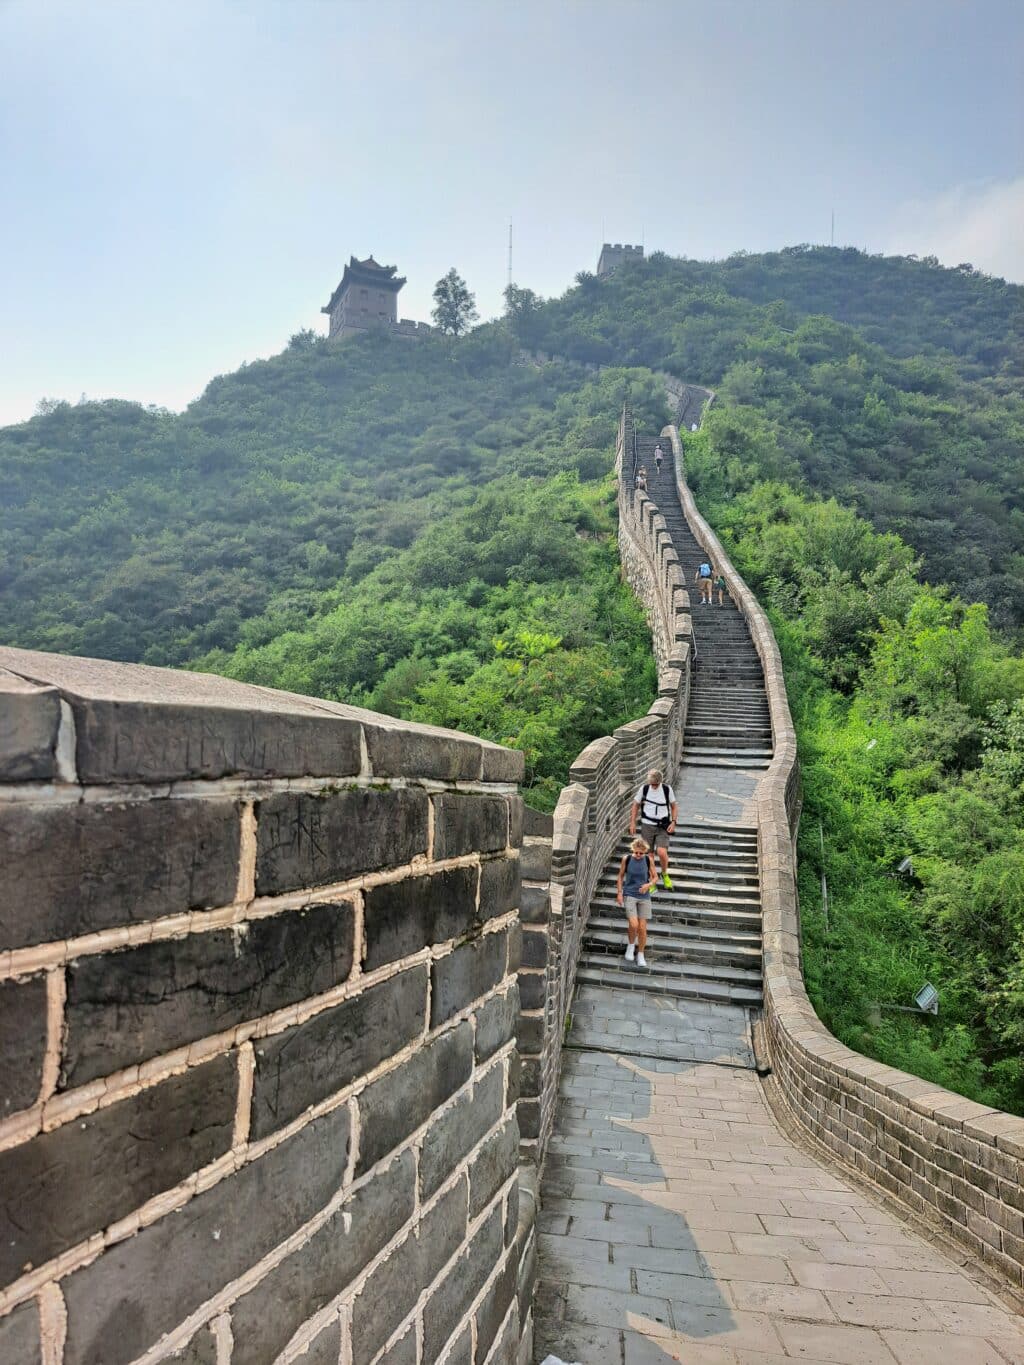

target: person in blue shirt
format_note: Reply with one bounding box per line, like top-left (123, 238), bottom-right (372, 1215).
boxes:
top-left (616, 835), bottom-right (657, 967)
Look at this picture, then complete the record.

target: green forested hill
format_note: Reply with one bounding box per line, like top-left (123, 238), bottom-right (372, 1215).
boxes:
top-left (517, 251), bottom-right (1024, 630)
top-left (0, 332), bottom-right (667, 805)
top-left (2, 245), bottom-right (1024, 1105)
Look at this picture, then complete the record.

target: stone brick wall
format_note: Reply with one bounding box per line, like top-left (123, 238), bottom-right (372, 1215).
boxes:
top-left (0, 648), bottom-right (532, 1364)
top-left (668, 424), bottom-right (1024, 1296)
top-left (513, 412), bottom-right (693, 1175)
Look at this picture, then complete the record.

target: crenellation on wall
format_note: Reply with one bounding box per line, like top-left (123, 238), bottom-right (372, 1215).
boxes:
top-left (0, 649), bottom-right (530, 1363)
top-left (510, 407), bottom-right (692, 1179)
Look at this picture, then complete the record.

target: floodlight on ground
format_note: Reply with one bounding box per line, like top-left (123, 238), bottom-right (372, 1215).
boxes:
top-left (915, 982), bottom-right (939, 1015)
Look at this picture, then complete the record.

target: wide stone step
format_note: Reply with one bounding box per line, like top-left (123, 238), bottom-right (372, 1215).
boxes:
top-left (597, 872), bottom-right (760, 900)
top-left (685, 732), bottom-right (772, 748)
top-left (575, 956), bottom-right (763, 1006)
top-left (587, 912), bottom-right (761, 949)
top-left (671, 825), bottom-right (758, 844)
top-left (682, 754), bottom-right (773, 770)
top-left (591, 895), bottom-right (761, 931)
top-left (584, 927), bottom-right (761, 971)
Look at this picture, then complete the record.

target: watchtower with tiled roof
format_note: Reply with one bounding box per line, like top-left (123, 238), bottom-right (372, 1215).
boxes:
top-left (321, 256), bottom-right (407, 339)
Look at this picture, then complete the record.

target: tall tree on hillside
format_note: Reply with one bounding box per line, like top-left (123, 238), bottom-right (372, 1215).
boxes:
top-left (503, 283), bottom-right (542, 346)
top-left (432, 268), bottom-right (478, 337)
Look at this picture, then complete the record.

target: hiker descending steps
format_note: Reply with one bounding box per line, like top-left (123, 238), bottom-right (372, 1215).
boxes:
top-left (629, 768), bottom-right (676, 889)
top-left (615, 836), bottom-right (657, 968)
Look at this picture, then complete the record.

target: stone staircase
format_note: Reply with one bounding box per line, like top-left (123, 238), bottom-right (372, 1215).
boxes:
top-left (577, 822), bottom-right (763, 1006)
top-left (647, 441), bottom-right (773, 772)
top-left (580, 434), bottom-right (770, 1005)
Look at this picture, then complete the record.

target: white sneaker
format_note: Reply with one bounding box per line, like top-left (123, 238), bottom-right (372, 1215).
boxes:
top-left (625, 942), bottom-right (636, 961)
top-left (637, 952), bottom-right (647, 968)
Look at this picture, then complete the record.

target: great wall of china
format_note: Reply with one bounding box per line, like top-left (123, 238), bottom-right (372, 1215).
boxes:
top-left (1, 386), bottom-right (1023, 1364)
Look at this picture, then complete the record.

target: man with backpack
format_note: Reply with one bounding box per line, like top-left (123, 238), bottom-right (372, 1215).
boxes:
top-left (695, 558), bottom-right (714, 605)
top-left (653, 443), bottom-right (664, 475)
top-left (629, 768), bottom-right (677, 889)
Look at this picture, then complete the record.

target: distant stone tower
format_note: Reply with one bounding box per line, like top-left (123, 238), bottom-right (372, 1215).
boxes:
top-left (596, 243), bottom-right (644, 277)
top-left (321, 256), bottom-right (407, 339)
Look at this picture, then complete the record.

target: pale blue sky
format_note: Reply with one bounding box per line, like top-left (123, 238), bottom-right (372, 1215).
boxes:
top-left (1, 0), bottom-right (1021, 426)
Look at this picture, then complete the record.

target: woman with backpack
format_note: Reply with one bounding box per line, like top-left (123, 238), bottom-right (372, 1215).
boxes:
top-left (616, 835), bottom-right (657, 967)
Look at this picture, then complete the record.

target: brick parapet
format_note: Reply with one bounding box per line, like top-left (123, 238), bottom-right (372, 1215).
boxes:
top-left (515, 409), bottom-right (691, 1179)
top-left (0, 650), bottom-right (530, 1362)
top-left (667, 421), bottom-right (1024, 1295)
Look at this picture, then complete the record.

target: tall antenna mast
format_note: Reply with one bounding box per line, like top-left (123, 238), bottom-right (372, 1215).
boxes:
top-left (507, 219), bottom-right (513, 288)
top-left (831, 209), bottom-right (835, 247)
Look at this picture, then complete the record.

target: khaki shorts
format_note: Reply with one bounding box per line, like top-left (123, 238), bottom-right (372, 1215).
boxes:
top-left (624, 895), bottom-right (651, 921)
top-left (640, 822), bottom-right (670, 851)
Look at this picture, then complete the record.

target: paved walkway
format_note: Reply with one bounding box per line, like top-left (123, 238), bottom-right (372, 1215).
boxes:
top-left (535, 987), bottom-right (1024, 1364)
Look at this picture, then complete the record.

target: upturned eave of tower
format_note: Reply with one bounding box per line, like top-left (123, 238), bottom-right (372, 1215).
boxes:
top-left (322, 256), bottom-right (407, 313)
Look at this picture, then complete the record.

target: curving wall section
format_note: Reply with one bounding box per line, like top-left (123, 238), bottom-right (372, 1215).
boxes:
top-left (517, 409), bottom-right (693, 1174)
top-left (666, 423), bottom-right (1024, 1297)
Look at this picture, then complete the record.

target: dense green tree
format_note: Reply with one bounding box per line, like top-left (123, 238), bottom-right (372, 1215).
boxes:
top-left (432, 268), bottom-right (479, 337)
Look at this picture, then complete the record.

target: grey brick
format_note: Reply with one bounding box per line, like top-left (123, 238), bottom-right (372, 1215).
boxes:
top-left (507, 922), bottom-right (522, 973)
top-left (0, 798), bottom-right (240, 951)
top-left (519, 842), bottom-right (551, 881)
top-left (517, 1098), bottom-right (540, 1141)
top-left (64, 900), bottom-right (355, 1086)
top-left (443, 1326), bottom-right (473, 1365)
top-left (475, 1249), bottom-right (517, 1364)
top-left (422, 1205), bottom-right (503, 1362)
top-left (469, 1116), bottom-right (518, 1221)
top-left (420, 1062), bottom-right (506, 1200)
top-left (431, 931), bottom-right (509, 1028)
top-left (0, 647), bottom-right (365, 783)
top-left (291, 1319), bottom-right (341, 1365)
top-left (351, 1176), bottom-right (468, 1362)
top-left (251, 965), bottom-right (427, 1140)
top-left (520, 928), bottom-right (548, 970)
top-left (479, 855), bottom-right (520, 922)
top-left (0, 670), bottom-right (59, 781)
top-left (0, 974), bottom-right (46, 1117)
top-left (519, 885), bottom-right (550, 925)
top-left (364, 865), bottom-right (478, 971)
top-left (0, 1052), bottom-right (236, 1290)
top-left (474, 985), bottom-right (518, 1063)
top-left (516, 972), bottom-right (545, 1010)
top-left (521, 808), bottom-right (553, 838)
top-left (376, 1325), bottom-right (417, 1365)
top-left (357, 1024), bottom-right (473, 1176)
top-left (230, 1152), bottom-right (415, 1365)
top-left (62, 1105), bottom-right (350, 1365)
top-left (255, 789), bottom-right (429, 896)
top-left (516, 1011), bottom-right (544, 1054)
top-left (432, 794), bottom-right (509, 860)
top-left (508, 798), bottom-right (524, 851)
top-left (169, 1327), bottom-right (217, 1363)
top-left (0, 1299), bottom-right (40, 1364)
top-left (362, 720), bottom-right (481, 782)
top-left (479, 744), bottom-right (525, 785)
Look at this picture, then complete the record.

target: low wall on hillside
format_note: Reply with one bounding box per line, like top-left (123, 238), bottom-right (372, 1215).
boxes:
top-left (515, 410), bottom-right (693, 1173)
top-left (666, 424), bottom-right (1024, 1296)
top-left (0, 648), bottom-right (532, 1365)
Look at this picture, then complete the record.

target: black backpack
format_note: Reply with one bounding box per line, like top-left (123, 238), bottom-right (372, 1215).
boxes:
top-left (641, 783), bottom-right (674, 828)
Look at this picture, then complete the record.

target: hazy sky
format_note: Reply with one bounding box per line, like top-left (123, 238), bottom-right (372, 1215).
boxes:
top-left (1, 0), bottom-right (1021, 426)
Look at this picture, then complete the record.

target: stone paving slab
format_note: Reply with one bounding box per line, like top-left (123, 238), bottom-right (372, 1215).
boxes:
top-left (534, 996), bottom-right (1024, 1363)
top-left (674, 767), bottom-right (762, 828)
